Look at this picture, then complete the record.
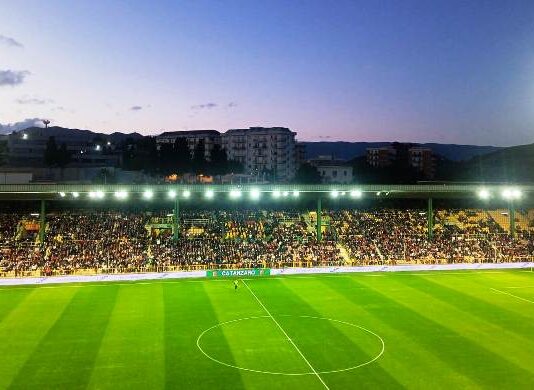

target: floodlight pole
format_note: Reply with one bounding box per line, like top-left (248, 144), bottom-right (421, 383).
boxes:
top-left (427, 197), bottom-right (433, 240)
top-left (509, 200), bottom-right (516, 238)
top-left (173, 197), bottom-right (180, 241)
top-left (316, 196), bottom-right (322, 242)
top-left (39, 199), bottom-right (46, 243)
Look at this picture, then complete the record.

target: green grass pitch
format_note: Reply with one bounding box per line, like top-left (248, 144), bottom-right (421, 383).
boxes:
top-left (1, 270), bottom-right (534, 389)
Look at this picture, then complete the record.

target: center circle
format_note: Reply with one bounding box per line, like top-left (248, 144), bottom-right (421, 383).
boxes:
top-left (196, 315), bottom-right (385, 376)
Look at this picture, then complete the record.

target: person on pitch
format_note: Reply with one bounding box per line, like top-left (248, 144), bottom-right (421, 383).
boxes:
top-left (234, 280), bottom-right (239, 291)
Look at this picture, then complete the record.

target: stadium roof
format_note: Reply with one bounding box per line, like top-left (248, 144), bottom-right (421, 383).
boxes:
top-left (0, 183), bottom-right (531, 201)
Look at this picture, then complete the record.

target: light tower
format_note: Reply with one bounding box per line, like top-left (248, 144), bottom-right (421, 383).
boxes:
top-left (43, 119), bottom-right (50, 128)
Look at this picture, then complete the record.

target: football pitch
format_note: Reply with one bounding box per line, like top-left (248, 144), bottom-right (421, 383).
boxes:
top-left (1, 270), bottom-right (534, 389)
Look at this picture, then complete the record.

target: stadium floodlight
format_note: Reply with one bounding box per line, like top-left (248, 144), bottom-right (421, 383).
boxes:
top-left (292, 190), bottom-right (300, 197)
top-left (230, 189), bottom-right (242, 199)
top-left (250, 188), bottom-right (261, 200)
top-left (282, 191), bottom-right (289, 197)
top-left (477, 188), bottom-right (490, 200)
top-left (95, 145), bottom-right (101, 151)
top-left (183, 190), bottom-right (191, 198)
top-left (340, 191), bottom-right (346, 196)
top-left (90, 190), bottom-right (105, 199)
top-left (205, 189), bottom-right (214, 199)
top-left (330, 190), bottom-right (339, 198)
top-left (143, 190), bottom-right (154, 200)
top-left (22, 133), bottom-right (28, 140)
top-left (168, 190), bottom-right (177, 199)
top-left (72, 192), bottom-right (79, 198)
top-left (114, 190), bottom-right (128, 200)
top-left (272, 190), bottom-right (281, 198)
top-left (59, 192), bottom-right (66, 197)
top-left (350, 190), bottom-right (362, 198)
top-left (502, 187), bottom-right (521, 200)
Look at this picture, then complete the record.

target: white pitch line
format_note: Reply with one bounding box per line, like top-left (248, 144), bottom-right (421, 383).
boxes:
top-left (503, 286), bottom-right (534, 289)
top-left (490, 288), bottom-right (534, 305)
top-left (242, 279), bottom-right (330, 390)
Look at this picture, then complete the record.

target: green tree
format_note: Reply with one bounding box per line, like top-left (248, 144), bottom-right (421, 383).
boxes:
top-left (44, 136), bottom-right (59, 166)
top-left (294, 163), bottom-right (322, 184)
top-left (173, 138), bottom-right (192, 173)
top-left (192, 139), bottom-right (206, 174)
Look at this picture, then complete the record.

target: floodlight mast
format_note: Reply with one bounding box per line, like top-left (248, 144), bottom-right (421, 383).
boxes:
top-left (43, 120), bottom-right (50, 128)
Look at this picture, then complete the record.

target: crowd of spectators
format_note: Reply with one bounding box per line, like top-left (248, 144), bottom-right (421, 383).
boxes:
top-left (0, 208), bottom-right (532, 275)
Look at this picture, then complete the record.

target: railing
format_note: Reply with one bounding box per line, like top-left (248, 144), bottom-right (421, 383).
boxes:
top-left (2, 256), bottom-right (532, 279)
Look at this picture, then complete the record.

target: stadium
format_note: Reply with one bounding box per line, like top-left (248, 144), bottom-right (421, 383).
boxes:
top-left (0, 183), bottom-right (533, 389)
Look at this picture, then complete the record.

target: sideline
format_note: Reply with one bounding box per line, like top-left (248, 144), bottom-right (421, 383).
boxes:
top-left (1, 262), bottom-right (533, 287)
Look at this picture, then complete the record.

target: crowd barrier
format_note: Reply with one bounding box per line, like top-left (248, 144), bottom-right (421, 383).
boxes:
top-left (1, 260), bottom-right (533, 286)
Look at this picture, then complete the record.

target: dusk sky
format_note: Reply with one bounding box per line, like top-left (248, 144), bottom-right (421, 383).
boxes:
top-left (1, 0), bottom-right (534, 146)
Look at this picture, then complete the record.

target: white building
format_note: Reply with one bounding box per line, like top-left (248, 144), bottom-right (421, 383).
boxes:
top-left (156, 130), bottom-right (221, 160)
top-left (309, 156), bottom-right (353, 184)
top-left (222, 127), bottom-right (297, 182)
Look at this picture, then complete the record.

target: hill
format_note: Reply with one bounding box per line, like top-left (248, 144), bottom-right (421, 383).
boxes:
top-left (302, 141), bottom-right (501, 161)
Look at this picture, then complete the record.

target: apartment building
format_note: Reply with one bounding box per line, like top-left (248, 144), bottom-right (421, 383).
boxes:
top-left (156, 130), bottom-right (221, 160)
top-left (222, 127), bottom-right (297, 181)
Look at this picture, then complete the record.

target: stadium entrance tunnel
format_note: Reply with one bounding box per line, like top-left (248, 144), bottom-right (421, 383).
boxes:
top-left (196, 315), bottom-right (384, 375)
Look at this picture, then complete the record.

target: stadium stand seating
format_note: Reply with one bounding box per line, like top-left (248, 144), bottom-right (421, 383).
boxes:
top-left (0, 209), bottom-right (532, 276)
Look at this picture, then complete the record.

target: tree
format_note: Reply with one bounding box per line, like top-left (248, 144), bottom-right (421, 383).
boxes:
top-left (57, 143), bottom-right (71, 168)
top-left (208, 144), bottom-right (228, 175)
top-left (192, 139), bottom-right (206, 174)
top-left (173, 138), bottom-right (192, 173)
top-left (44, 136), bottom-right (59, 167)
top-left (294, 163), bottom-right (322, 184)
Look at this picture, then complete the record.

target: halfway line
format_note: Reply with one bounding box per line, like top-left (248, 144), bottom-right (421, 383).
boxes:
top-left (241, 279), bottom-right (330, 390)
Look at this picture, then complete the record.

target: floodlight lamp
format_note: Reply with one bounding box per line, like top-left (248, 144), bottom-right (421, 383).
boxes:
top-left (183, 190), bottom-right (191, 198)
top-left (502, 187), bottom-right (521, 200)
top-left (477, 189), bottom-right (490, 200)
top-left (282, 191), bottom-right (289, 197)
top-left (272, 190), bottom-right (281, 198)
top-left (168, 190), bottom-right (177, 199)
top-left (22, 133), bottom-right (28, 140)
top-left (330, 190), bottom-right (339, 198)
top-left (59, 192), bottom-right (66, 197)
top-left (292, 190), bottom-right (300, 197)
top-left (230, 189), bottom-right (242, 199)
top-left (72, 192), bottom-right (79, 198)
top-left (143, 190), bottom-right (154, 200)
top-left (250, 188), bottom-right (261, 200)
top-left (95, 145), bottom-right (101, 151)
top-left (115, 190), bottom-right (128, 200)
top-left (350, 190), bottom-right (362, 198)
top-left (205, 189), bottom-right (214, 199)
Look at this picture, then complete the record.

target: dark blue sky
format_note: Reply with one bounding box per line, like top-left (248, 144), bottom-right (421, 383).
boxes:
top-left (1, 0), bottom-right (534, 145)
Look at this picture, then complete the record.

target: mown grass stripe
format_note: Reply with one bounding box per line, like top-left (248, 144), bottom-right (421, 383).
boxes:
top-left (250, 278), bottom-right (404, 389)
top-left (407, 275), bottom-right (534, 337)
top-left (349, 276), bottom-right (534, 388)
top-left (292, 276), bottom-right (479, 389)
top-left (0, 288), bottom-right (32, 324)
top-left (88, 284), bottom-right (165, 389)
top-left (8, 285), bottom-right (120, 389)
top-left (163, 281), bottom-right (246, 389)
top-left (0, 287), bottom-right (78, 389)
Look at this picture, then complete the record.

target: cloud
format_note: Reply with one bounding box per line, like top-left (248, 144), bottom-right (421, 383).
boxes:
top-left (227, 102), bottom-right (238, 108)
top-left (0, 70), bottom-right (30, 86)
top-left (191, 102), bottom-right (217, 110)
top-left (0, 35), bottom-right (23, 48)
top-left (130, 105), bottom-right (143, 111)
top-left (15, 96), bottom-right (54, 105)
top-left (0, 118), bottom-right (46, 134)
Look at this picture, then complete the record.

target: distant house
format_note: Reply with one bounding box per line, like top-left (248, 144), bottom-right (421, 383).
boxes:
top-left (156, 130), bottom-right (221, 161)
top-left (309, 155), bottom-right (353, 184)
top-left (366, 146), bottom-right (396, 168)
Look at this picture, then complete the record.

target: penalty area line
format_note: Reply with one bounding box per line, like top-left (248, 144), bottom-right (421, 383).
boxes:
top-left (241, 279), bottom-right (330, 390)
top-left (490, 288), bottom-right (534, 305)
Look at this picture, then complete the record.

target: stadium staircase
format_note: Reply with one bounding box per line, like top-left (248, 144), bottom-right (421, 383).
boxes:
top-left (336, 243), bottom-right (352, 265)
top-left (487, 210), bottom-right (510, 232)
